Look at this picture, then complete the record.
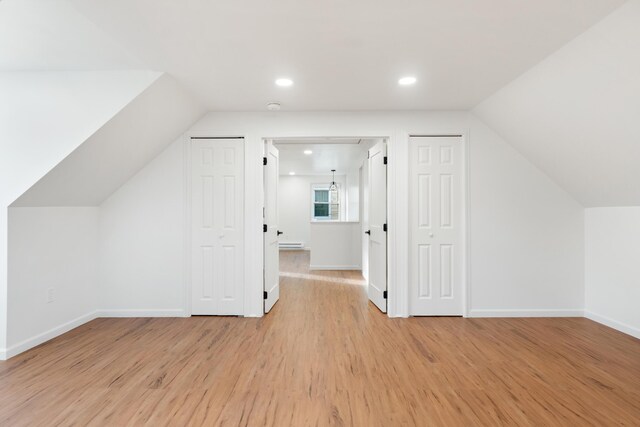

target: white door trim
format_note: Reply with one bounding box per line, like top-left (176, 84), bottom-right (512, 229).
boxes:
top-left (183, 129), bottom-right (468, 319)
top-left (405, 131), bottom-right (470, 317)
top-left (184, 133), bottom-right (247, 317)
top-left (259, 135), bottom-right (399, 317)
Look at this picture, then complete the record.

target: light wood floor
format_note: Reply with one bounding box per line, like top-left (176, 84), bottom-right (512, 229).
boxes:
top-left (1, 250), bottom-right (639, 426)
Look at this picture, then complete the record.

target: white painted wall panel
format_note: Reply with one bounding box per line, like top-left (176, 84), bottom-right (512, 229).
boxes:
top-left (585, 207), bottom-right (640, 338)
top-left (6, 207), bottom-right (98, 351)
top-left (309, 222), bottom-right (362, 270)
top-left (98, 139), bottom-right (186, 314)
top-left (0, 69), bottom-right (160, 355)
top-left (278, 174), bottom-right (346, 249)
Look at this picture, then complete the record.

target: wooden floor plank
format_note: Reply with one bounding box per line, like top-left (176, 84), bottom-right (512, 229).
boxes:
top-left (0, 250), bottom-right (638, 426)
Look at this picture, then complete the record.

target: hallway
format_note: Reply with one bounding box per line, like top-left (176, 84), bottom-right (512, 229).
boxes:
top-left (0, 251), bottom-right (638, 425)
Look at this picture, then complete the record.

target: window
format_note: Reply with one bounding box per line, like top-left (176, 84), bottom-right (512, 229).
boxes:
top-left (313, 186), bottom-right (340, 220)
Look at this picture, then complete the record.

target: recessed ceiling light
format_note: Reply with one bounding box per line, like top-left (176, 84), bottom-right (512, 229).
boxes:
top-left (398, 76), bottom-right (417, 86)
top-left (276, 78), bottom-right (293, 87)
top-left (304, 150), bottom-right (313, 155)
top-left (289, 171), bottom-right (296, 176)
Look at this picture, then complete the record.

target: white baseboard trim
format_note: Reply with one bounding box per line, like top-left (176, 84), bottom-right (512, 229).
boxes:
top-left (468, 309), bottom-right (584, 318)
top-left (0, 309), bottom-right (189, 360)
top-left (309, 265), bottom-right (362, 271)
top-left (2, 311), bottom-right (99, 360)
top-left (584, 310), bottom-right (640, 340)
top-left (97, 309), bottom-right (187, 318)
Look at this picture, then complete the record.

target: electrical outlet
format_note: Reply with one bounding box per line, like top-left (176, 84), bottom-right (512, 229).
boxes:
top-left (47, 287), bottom-right (55, 303)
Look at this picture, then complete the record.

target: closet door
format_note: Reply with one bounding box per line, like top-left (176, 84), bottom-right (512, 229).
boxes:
top-left (191, 138), bottom-right (244, 315)
top-left (409, 136), bottom-right (463, 316)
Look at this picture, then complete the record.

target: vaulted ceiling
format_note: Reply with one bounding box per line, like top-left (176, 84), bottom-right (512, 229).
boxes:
top-left (1, 0), bottom-right (638, 207)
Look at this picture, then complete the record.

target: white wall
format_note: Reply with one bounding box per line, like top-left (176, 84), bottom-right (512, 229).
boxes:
top-left (4, 111), bottom-right (582, 338)
top-left (467, 118), bottom-right (584, 317)
top-left (345, 170), bottom-right (360, 222)
top-left (98, 139), bottom-right (186, 316)
top-left (6, 207), bottom-right (98, 357)
top-left (361, 161), bottom-right (369, 281)
top-left (310, 222), bottom-right (362, 270)
top-left (0, 69), bottom-right (160, 356)
top-left (97, 111), bottom-right (583, 318)
top-left (278, 174), bottom-right (346, 248)
top-left (585, 207), bottom-right (640, 338)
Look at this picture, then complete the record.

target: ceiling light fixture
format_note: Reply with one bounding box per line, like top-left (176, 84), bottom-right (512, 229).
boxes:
top-left (275, 78), bottom-right (293, 87)
top-left (304, 150), bottom-right (313, 155)
top-left (289, 171), bottom-right (296, 176)
top-left (329, 169), bottom-right (337, 192)
top-left (398, 76), bottom-right (417, 86)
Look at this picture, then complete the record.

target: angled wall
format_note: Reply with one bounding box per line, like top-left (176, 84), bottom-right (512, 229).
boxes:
top-left (585, 207), bottom-right (640, 338)
top-left (1, 73), bottom-right (204, 358)
top-left (0, 69), bottom-right (159, 357)
top-left (13, 74), bottom-right (204, 207)
top-left (474, 0), bottom-right (640, 207)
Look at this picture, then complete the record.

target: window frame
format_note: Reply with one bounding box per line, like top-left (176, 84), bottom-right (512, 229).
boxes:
top-left (311, 184), bottom-right (340, 221)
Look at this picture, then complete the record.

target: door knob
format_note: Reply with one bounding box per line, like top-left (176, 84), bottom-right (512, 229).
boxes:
top-left (365, 230), bottom-right (371, 235)
top-left (277, 231), bottom-right (284, 236)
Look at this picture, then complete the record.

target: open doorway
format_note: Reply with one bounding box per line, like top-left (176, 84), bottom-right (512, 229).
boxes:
top-left (263, 137), bottom-right (388, 314)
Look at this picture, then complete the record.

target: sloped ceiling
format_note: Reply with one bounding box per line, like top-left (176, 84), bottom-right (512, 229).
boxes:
top-left (474, 1), bottom-right (640, 207)
top-left (12, 74), bottom-right (205, 207)
top-left (0, 70), bottom-right (161, 207)
top-left (70, 0), bottom-right (624, 110)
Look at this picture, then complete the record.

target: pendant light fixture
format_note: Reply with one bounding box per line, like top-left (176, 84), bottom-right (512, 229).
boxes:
top-left (329, 169), bottom-right (337, 191)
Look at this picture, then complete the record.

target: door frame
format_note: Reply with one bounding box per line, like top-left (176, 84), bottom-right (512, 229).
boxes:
top-left (183, 129), bottom-right (469, 318)
top-left (406, 132), bottom-right (470, 317)
top-left (259, 135), bottom-right (396, 316)
top-left (184, 133), bottom-right (247, 317)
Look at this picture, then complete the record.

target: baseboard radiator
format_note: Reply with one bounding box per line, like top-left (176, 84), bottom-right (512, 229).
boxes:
top-left (279, 242), bottom-right (304, 250)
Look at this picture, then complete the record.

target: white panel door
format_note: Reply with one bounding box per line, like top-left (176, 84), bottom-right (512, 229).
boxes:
top-left (409, 136), bottom-right (463, 315)
top-left (368, 140), bottom-right (387, 313)
top-left (263, 141), bottom-right (280, 313)
top-left (191, 138), bottom-right (244, 315)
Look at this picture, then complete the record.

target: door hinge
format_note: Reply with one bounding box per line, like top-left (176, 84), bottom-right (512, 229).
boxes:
top-left (383, 223), bottom-right (387, 232)
top-left (383, 290), bottom-right (388, 299)
top-left (263, 157), bottom-right (267, 165)
top-left (383, 156), bottom-right (387, 165)
top-left (264, 291), bottom-right (268, 300)
top-left (263, 224), bottom-right (267, 232)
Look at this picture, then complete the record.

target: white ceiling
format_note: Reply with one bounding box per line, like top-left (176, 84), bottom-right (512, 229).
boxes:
top-left (0, 0), bottom-right (142, 70)
top-left (2, 0), bottom-right (637, 207)
top-left (66, 0), bottom-right (624, 110)
top-left (474, 0), bottom-right (640, 207)
top-left (275, 140), bottom-right (374, 176)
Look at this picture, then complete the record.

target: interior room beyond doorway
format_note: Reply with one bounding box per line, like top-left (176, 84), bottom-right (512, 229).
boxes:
top-left (275, 138), bottom-right (379, 274)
